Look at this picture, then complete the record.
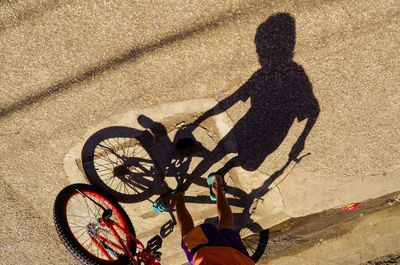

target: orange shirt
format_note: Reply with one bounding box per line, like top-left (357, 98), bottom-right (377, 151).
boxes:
top-left (193, 246), bottom-right (255, 265)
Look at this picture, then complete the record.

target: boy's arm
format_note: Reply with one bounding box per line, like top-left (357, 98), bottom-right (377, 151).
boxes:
top-left (192, 71), bottom-right (258, 126)
top-left (289, 70), bottom-right (320, 161)
top-left (289, 111), bottom-right (318, 161)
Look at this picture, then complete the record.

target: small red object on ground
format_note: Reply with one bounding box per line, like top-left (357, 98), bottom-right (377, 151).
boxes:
top-left (341, 201), bottom-right (366, 210)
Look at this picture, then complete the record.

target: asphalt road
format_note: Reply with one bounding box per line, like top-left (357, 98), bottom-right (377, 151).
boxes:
top-left (1, 0), bottom-right (399, 264)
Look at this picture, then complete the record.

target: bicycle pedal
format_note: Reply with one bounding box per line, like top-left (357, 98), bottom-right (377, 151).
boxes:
top-left (145, 235), bottom-right (162, 252)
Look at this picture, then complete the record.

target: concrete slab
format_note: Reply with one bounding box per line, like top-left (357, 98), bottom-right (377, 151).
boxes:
top-left (64, 98), bottom-right (287, 263)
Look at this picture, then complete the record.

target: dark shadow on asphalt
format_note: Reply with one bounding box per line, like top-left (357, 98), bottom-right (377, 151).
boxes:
top-left (80, 116), bottom-right (211, 203)
top-left (79, 13), bottom-right (320, 242)
top-left (184, 12), bottom-right (320, 231)
top-left (0, 10), bottom-right (246, 118)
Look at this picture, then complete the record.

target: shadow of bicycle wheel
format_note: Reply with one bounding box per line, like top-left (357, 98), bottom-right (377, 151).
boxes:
top-left (81, 126), bottom-right (167, 203)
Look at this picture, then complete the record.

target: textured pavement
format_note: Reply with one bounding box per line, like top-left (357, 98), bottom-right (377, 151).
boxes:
top-left (1, 0), bottom-right (399, 264)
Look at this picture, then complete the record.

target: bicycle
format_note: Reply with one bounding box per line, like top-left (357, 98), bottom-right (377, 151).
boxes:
top-left (54, 121), bottom-right (269, 264)
top-left (54, 183), bottom-right (163, 265)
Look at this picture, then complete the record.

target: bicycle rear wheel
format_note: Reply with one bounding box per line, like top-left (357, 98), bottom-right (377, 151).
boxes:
top-left (53, 184), bottom-right (136, 265)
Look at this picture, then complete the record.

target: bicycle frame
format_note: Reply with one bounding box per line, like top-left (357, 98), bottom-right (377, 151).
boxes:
top-left (89, 218), bottom-right (161, 265)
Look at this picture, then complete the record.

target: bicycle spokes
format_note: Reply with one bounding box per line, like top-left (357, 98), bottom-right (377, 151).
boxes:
top-left (91, 137), bottom-right (157, 197)
top-left (65, 191), bottom-right (131, 261)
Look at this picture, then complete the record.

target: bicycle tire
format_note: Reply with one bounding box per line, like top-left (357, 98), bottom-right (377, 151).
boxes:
top-left (241, 229), bottom-right (269, 263)
top-left (53, 184), bottom-right (136, 265)
top-left (81, 126), bottom-right (161, 203)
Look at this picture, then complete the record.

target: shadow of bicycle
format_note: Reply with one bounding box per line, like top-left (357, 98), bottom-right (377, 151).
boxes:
top-left (79, 12), bottom-right (320, 262)
top-left (80, 117), bottom-right (213, 203)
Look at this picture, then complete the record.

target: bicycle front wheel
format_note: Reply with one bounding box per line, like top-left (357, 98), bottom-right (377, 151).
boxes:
top-left (53, 184), bottom-right (136, 265)
top-left (81, 126), bottom-right (161, 203)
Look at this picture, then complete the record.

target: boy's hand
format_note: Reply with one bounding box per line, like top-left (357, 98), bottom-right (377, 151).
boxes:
top-left (289, 140), bottom-right (304, 162)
